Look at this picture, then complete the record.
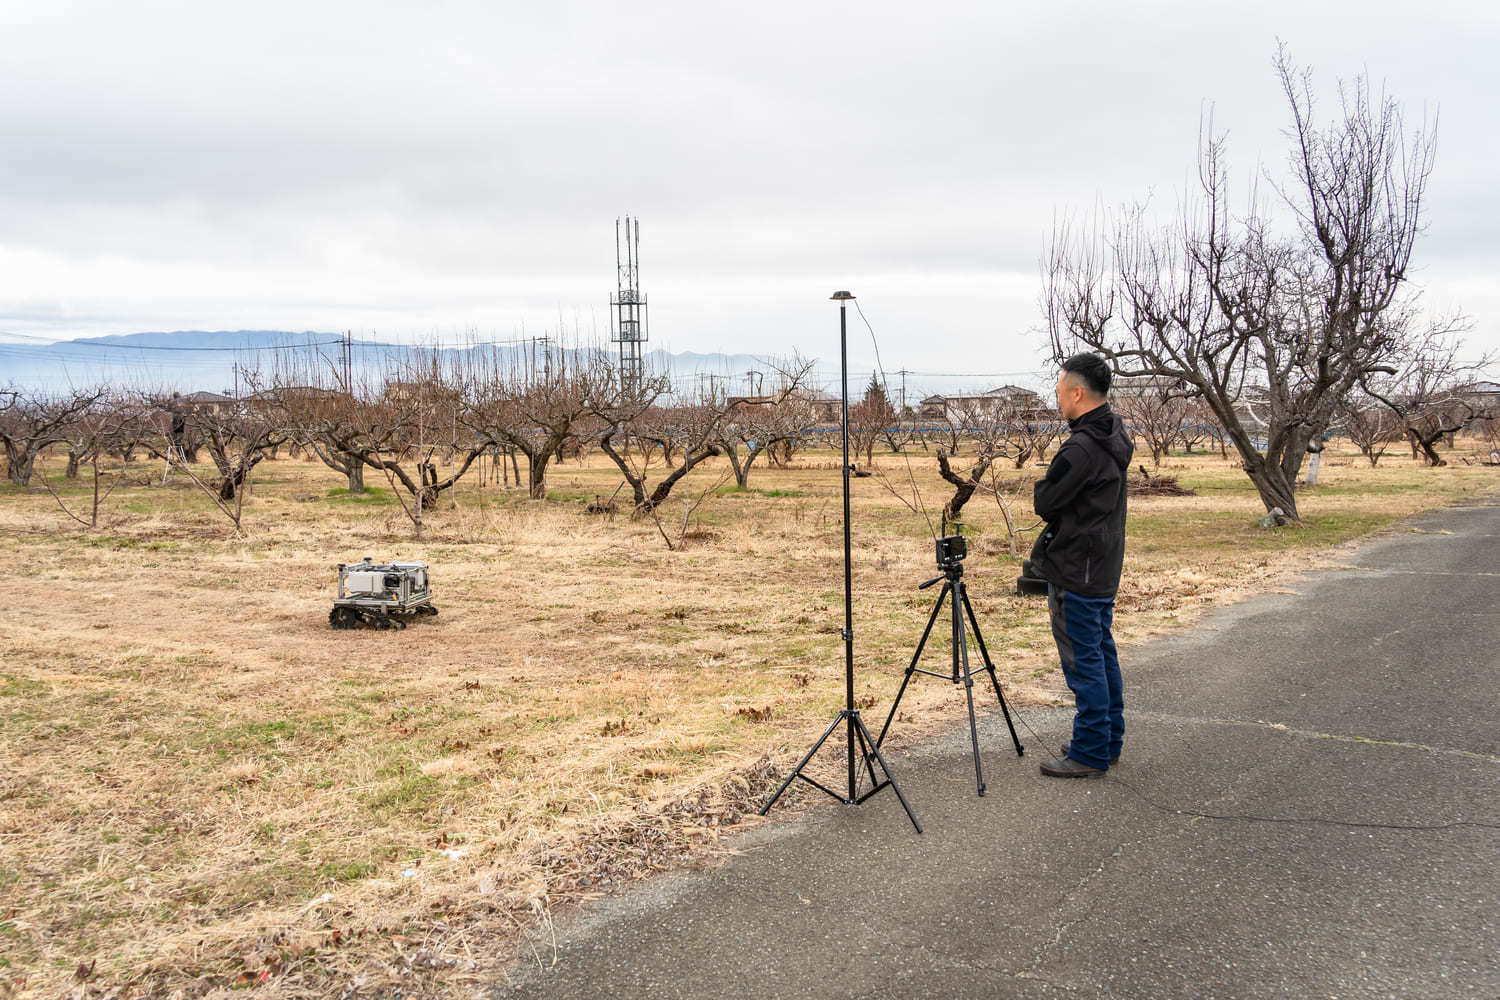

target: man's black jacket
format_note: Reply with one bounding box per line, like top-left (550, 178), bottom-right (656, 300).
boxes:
top-left (1029, 403), bottom-right (1134, 598)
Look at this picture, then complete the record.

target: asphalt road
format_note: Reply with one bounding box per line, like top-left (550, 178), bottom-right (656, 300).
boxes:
top-left (498, 499), bottom-right (1500, 999)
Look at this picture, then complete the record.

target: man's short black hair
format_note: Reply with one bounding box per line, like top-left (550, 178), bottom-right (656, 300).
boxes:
top-left (1061, 353), bottom-right (1111, 396)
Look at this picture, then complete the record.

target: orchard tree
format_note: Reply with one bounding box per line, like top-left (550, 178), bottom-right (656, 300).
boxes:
top-left (0, 385), bottom-right (106, 487)
top-left (458, 343), bottom-right (608, 500)
top-left (714, 356), bottom-right (818, 488)
top-left (1045, 47), bottom-right (1445, 520)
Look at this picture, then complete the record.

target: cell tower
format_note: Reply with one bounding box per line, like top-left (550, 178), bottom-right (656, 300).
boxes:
top-left (611, 216), bottom-right (648, 390)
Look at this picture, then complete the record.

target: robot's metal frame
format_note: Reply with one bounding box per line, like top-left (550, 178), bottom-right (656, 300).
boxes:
top-left (329, 558), bottom-right (438, 630)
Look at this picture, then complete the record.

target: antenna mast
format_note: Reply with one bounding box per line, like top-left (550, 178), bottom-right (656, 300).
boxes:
top-left (610, 216), bottom-right (648, 391)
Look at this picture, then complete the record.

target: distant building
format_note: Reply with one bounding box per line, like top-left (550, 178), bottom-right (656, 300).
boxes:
top-left (804, 390), bottom-right (842, 425)
top-left (918, 385), bottom-right (1044, 421)
top-left (1460, 380), bottom-right (1500, 410)
top-left (1111, 375), bottom-right (1191, 399)
top-left (175, 391), bottom-right (235, 416)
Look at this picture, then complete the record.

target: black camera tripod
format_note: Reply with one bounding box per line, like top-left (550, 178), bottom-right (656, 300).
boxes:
top-left (874, 548), bottom-right (1024, 796)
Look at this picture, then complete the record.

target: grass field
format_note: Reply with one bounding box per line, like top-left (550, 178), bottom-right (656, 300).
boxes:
top-left (1, 440), bottom-right (1495, 998)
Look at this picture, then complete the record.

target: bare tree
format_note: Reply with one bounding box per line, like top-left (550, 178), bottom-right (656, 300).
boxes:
top-left (932, 394), bottom-right (1046, 522)
top-left (983, 466), bottom-right (1037, 556)
top-left (595, 375), bottom-right (731, 513)
top-left (132, 390), bottom-right (280, 535)
top-left (1476, 412), bottom-right (1500, 463)
top-left (1338, 393), bottom-right (1407, 466)
top-left (35, 391), bottom-right (135, 528)
top-left (458, 343), bottom-right (606, 500)
top-left (1361, 331), bottom-right (1494, 467)
top-left (355, 356), bottom-right (482, 532)
top-left (188, 394), bottom-right (288, 502)
top-left (714, 357), bottom-right (818, 488)
top-left (1115, 380), bottom-right (1195, 466)
top-left (1174, 399), bottom-right (1216, 455)
top-left (0, 385), bottom-right (107, 487)
top-left (265, 354), bottom-right (378, 493)
top-left (1045, 47), bottom-right (1442, 520)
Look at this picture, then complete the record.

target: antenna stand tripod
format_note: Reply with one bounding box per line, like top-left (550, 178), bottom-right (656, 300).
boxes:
top-left (758, 291), bottom-right (921, 833)
top-left (875, 543), bottom-right (1024, 796)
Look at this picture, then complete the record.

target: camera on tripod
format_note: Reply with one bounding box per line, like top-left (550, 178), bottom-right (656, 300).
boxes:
top-left (935, 534), bottom-right (967, 568)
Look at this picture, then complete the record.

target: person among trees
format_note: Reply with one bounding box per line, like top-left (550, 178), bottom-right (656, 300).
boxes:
top-left (1029, 353), bottom-right (1134, 778)
top-left (168, 393), bottom-right (187, 452)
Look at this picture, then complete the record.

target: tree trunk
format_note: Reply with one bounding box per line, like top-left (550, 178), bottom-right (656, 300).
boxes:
top-left (218, 454), bottom-right (264, 501)
top-left (936, 450), bottom-right (992, 524)
top-left (1411, 430), bottom-right (1447, 467)
top-left (1245, 463), bottom-right (1299, 521)
top-left (722, 441), bottom-right (763, 488)
top-left (646, 446), bottom-right (719, 509)
top-left (66, 450), bottom-right (82, 479)
top-left (527, 451), bottom-right (549, 499)
top-left (344, 456), bottom-right (365, 493)
top-left (725, 444), bottom-right (750, 488)
top-left (598, 430), bottom-right (649, 508)
top-left (6, 447), bottom-right (36, 486)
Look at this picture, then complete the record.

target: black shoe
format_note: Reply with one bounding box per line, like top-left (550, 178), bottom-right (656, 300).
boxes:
top-left (1061, 742), bottom-right (1120, 766)
top-left (1040, 756), bottom-right (1106, 779)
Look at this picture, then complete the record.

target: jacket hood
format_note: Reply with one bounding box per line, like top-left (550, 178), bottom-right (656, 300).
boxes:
top-left (1070, 403), bottom-right (1134, 471)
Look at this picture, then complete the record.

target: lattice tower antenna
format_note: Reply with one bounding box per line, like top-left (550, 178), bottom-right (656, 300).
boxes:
top-left (611, 216), bottom-right (648, 391)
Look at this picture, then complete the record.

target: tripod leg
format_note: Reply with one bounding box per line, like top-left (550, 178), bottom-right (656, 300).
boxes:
top-left (852, 712), bottom-right (882, 793)
top-left (875, 582), bottom-right (950, 748)
top-left (758, 711), bottom-right (848, 814)
top-left (960, 584), bottom-right (1025, 757)
top-left (954, 586), bottom-right (986, 796)
top-left (851, 713), bottom-right (922, 834)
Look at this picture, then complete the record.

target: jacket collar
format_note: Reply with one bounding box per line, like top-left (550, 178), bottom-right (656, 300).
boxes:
top-left (1067, 401), bottom-right (1112, 432)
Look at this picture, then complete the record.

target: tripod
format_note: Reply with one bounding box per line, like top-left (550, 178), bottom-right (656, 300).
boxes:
top-left (875, 551), bottom-right (1024, 796)
top-left (758, 291), bottom-right (921, 833)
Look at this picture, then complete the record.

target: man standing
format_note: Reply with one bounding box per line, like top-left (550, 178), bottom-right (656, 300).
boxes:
top-left (1030, 353), bottom-right (1134, 778)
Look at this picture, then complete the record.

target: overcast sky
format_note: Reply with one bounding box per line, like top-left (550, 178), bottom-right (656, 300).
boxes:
top-left (2, 1), bottom-right (1497, 384)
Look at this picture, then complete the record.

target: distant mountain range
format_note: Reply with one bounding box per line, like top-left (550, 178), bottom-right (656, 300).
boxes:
top-left (0, 330), bottom-right (829, 396)
top-left (0, 329), bottom-right (1040, 404)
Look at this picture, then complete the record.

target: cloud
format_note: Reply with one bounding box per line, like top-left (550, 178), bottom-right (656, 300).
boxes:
top-left (2, 0), bottom-right (1497, 363)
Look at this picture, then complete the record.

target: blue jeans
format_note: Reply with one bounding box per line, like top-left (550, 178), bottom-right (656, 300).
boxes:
top-left (1047, 585), bottom-right (1123, 769)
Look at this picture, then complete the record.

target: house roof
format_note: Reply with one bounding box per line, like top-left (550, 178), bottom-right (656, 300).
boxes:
top-left (920, 386), bottom-right (1041, 404)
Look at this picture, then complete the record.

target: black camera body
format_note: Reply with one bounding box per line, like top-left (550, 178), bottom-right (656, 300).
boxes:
top-left (935, 534), bottom-right (967, 568)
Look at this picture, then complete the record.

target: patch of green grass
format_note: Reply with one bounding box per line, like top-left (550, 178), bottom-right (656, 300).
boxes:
top-left (715, 485), bottom-right (807, 499)
top-left (240, 719), bottom-right (297, 744)
top-left (0, 674), bottom-right (47, 698)
top-left (317, 858), bottom-right (377, 882)
top-left (362, 774), bottom-right (440, 815)
top-left (326, 485), bottom-right (393, 504)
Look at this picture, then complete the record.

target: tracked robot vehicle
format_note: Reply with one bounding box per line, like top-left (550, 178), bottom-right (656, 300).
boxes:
top-left (329, 558), bottom-right (437, 629)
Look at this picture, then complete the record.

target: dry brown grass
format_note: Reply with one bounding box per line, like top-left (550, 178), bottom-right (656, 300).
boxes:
top-left (0, 440), bottom-right (1495, 998)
